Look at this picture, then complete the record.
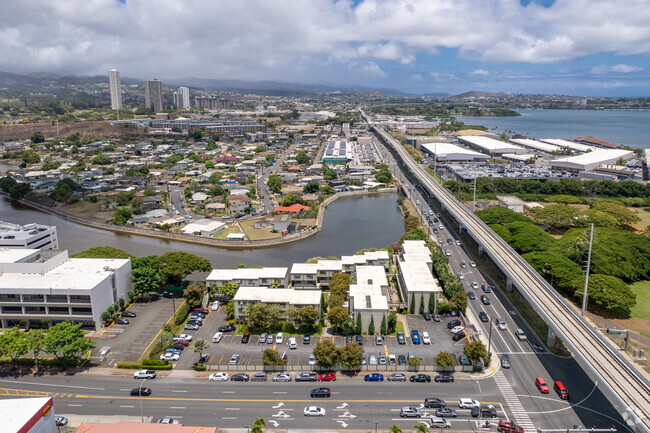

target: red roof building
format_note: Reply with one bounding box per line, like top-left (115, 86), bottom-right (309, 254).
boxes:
top-left (274, 203), bottom-right (310, 213)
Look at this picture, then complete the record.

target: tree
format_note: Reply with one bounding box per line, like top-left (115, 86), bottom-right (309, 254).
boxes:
top-left (217, 282), bottom-right (239, 298)
top-left (428, 290), bottom-right (436, 313)
top-left (368, 315), bottom-right (375, 335)
top-left (313, 340), bottom-right (339, 368)
top-left (375, 168), bottom-right (392, 184)
top-left (389, 425), bottom-right (404, 433)
top-left (591, 199), bottom-right (639, 226)
top-left (380, 315), bottom-right (387, 335)
top-left (112, 208), bottom-right (132, 225)
top-left (328, 306), bottom-right (349, 331)
top-left (303, 180), bottom-right (320, 194)
top-left (578, 274), bottom-right (636, 317)
top-left (339, 343), bottom-right (364, 369)
top-left (329, 273), bottom-right (351, 298)
top-left (0, 327), bottom-right (29, 369)
top-left (323, 166), bottom-right (337, 180)
top-left (42, 321), bottom-right (96, 367)
top-left (532, 205), bottom-right (580, 229)
top-left (27, 329), bottom-right (45, 373)
top-left (267, 175), bottom-right (282, 194)
top-left (93, 153), bottom-right (112, 165)
top-left (262, 348), bottom-right (287, 365)
top-left (419, 294), bottom-right (425, 314)
top-left (435, 351), bottom-right (456, 367)
top-left (295, 151), bottom-right (310, 165)
top-left (328, 293), bottom-right (345, 308)
top-left (463, 340), bottom-right (489, 365)
top-left (131, 266), bottom-right (161, 298)
top-left (476, 207), bottom-right (533, 225)
top-left (183, 283), bottom-right (205, 309)
top-left (388, 311), bottom-right (397, 333)
top-left (248, 304), bottom-right (270, 330)
top-left (192, 338), bottom-right (210, 358)
top-left (152, 252), bottom-right (211, 285)
top-left (356, 312), bottom-right (362, 334)
top-left (409, 295), bottom-right (415, 314)
top-left (20, 150), bottom-right (40, 167)
top-left (101, 311), bottom-right (111, 323)
top-left (407, 356), bottom-right (420, 367)
top-left (192, 130), bottom-right (203, 141)
top-left (251, 417), bottom-right (266, 433)
top-left (450, 290), bottom-right (468, 312)
top-left (414, 422), bottom-right (429, 433)
top-left (30, 131), bottom-right (45, 143)
top-left (72, 247), bottom-right (133, 259)
top-left (9, 182), bottom-right (31, 199)
top-left (297, 306), bottom-right (319, 326)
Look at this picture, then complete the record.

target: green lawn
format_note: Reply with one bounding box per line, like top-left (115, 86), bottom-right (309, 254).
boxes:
top-left (634, 208), bottom-right (650, 228)
top-left (213, 224), bottom-right (243, 240)
top-left (630, 280), bottom-right (650, 322)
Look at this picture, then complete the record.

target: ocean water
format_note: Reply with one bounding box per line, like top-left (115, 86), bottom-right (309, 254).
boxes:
top-left (456, 109), bottom-right (650, 149)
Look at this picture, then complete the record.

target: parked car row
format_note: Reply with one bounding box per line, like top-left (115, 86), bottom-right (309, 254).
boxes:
top-left (365, 372), bottom-right (454, 383)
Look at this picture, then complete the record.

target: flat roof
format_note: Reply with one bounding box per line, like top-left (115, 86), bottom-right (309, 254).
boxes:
top-left (355, 266), bottom-right (388, 287)
top-left (233, 287), bottom-right (321, 305)
top-left (540, 138), bottom-right (595, 153)
top-left (549, 149), bottom-right (634, 171)
top-left (180, 219), bottom-right (225, 233)
top-left (420, 142), bottom-right (490, 161)
top-left (207, 267), bottom-right (289, 281)
top-left (0, 248), bottom-right (41, 263)
top-left (290, 263), bottom-right (318, 274)
top-left (458, 136), bottom-right (527, 155)
top-left (398, 260), bottom-right (441, 294)
top-left (0, 221), bottom-right (54, 240)
top-left (510, 138), bottom-right (560, 153)
top-left (1, 397), bottom-right (55, 433)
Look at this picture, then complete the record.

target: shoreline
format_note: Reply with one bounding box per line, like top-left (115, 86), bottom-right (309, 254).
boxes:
top-left (3, 188), bottom-right (398, 251)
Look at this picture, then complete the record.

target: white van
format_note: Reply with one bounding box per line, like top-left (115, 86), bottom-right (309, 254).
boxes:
top-left (212, 332), bottom-right (223, 343)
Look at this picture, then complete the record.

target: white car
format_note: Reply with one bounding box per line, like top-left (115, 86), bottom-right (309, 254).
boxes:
top-left (457, 272), bottom-right (464, 280)
top-left (160, 352), bottom-right (180, 361)
top-left (211, 300), bottom-right (220, 311)
top-left (173, 334), bottom-right (193, 342)
top-left (456, 240), bottom-right (462, 246)
top-left (276, 332), bottom-right (284, 344)
top-left (133, 369), bottom-right (156, 379)
top-left (445, 250), bottom-right (451, 256)
top-left (209, 372), bottom-right (229, 381)
top-left (471, 281), bottom-right (479, 290)
top-left (496, 318), bottom-right (507, 330)
top-left (458, 398), bottom-right (480, 409)
top-left (450, 326), bottom-right (464, 334)
top-left (304, 406), bottom-right (326, 417)
top-left (288, 337), bottom-right (297, 349)
top-left (212, 332), bottom-right (223, 343)
top-left (229, 354), bottom-right (240, 365)
top-left (422, 331), bottom-right (431, 345)
top-left (439, 225), bottom-right (444, 230)
top-left (309, 354), bottom-right (316, 365)
top-left (429, 210), bottom-right (433, 215)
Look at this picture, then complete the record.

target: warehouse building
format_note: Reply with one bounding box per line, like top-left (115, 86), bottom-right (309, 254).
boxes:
top-left (322, 140), bottom-right (352, 165)
top-left (458, 135), bottom-right (527, 156)
top-left (420, 142), bottom-right (491, 162)
top-left (549, 149), bottom-right (634, 172)
top-left (540, 138), bottom-right (595, 153)
top-left (510, 138), bottom-right (562, 154)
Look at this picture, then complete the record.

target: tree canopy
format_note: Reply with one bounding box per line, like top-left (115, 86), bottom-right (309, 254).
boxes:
top-left (578, 274), bottom-right (636, 318)
top-left (475, 206), bottom-right (533, 224)
top-left (267, 175), bottom-right (282, 194)
top-left (72, 246), bottom-right (133, 259)
top-left (152, 252), bottom-right (211, 285)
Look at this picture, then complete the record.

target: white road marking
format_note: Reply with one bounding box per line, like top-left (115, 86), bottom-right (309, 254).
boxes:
top-left (225, 408), bottom-right (240, 410)
top-left (172, 390), bottom-right (188, 393)
top-left (120, 405), bottom-right (134, 408)
top-left (169, 407), bottom-right (186, 409)
top-left (0, 379), bottom-right (105, 391)
top-left (222, 391), bottom-right (235, 394)
top-left (68, 404), bottom-right (82, 407)
top-left (272, 391), bottom-right (287, 394)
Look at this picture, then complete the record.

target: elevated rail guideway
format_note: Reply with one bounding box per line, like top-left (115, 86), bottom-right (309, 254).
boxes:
top-left (367, 117), bottom-right (650, 433)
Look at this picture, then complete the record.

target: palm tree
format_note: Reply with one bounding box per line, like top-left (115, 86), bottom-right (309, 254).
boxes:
top-left (192, 338), bottom-right (210, 358)
top-left (413, 422), bottom-right (429, 433)
top-left (389, 425), bottom-right (404, 433)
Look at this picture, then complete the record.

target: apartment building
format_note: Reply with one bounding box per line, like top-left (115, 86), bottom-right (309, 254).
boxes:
top-left (0, 221), bottom-right (59, 251)
top-left (232, 287), bottom-right (321, 320)
top-left (206, 267), bottom-right (289, 289)
top-left (349, 266), bottom-right (389, 334)
top-left (397, 240), bottom-right (442, 313)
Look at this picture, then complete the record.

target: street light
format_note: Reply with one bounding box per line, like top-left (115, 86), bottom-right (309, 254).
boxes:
top-left (245, 425), bottom-right (249, 433)
top-left (138, 378), bottom-right (148, 422)
top-left (374, 420), bottom-right (380, 433)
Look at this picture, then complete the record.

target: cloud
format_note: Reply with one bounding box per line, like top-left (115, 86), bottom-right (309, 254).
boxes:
top-left (361, 61), bottom-right (387, 77)
top-left (470, 69), bottom-right (490, 76)
top-left (590, 64), bottom-right (644, 74)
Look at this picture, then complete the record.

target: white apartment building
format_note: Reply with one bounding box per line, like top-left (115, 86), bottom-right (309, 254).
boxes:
top-left (232, 287), bottom-right (321, 320)
top-left (349, 266), bottom-right (389, 334)
top-left (397, 241), bottom-right (442, 313)
top-left (0, 221), bottom-right (59, 251)
top-left (109, 69), bottom-right (122, 110)
top-left (0, 249), bottom-right (132, 331)
top-left (206, 267), bottom-right (289, 288)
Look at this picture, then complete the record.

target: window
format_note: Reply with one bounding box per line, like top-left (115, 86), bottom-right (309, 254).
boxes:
top-left (23, 294), bottom-right (44, 302)
top-left (0, 294), bottom-right (20, 302)
top-left (71, 307), bottom-right (92, 315)
top-left (69, 295), bottom-right (91, 303)
top-left (2, 306), bottom-right (23, 313)
top-left (48, 307), bottom-right (70, 315)
top-left (46, 295), bottom-right (68, 303)
top-left (25, 306), bottom-right (46, 314)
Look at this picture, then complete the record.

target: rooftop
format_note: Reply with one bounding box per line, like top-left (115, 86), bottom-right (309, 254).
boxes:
top-left (233, 287), bottom-right (321, 305)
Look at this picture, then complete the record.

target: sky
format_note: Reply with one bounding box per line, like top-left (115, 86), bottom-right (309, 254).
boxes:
top-left (1, 0), bottom-right (649, 96)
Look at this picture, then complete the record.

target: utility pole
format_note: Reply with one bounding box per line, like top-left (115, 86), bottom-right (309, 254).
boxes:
top-left (472, 166), bottom-right (477, 212)
top-left (581, 224), bottom-right (594, 317)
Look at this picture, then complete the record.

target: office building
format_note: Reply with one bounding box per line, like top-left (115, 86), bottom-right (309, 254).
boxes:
top-left (144, 79), bottom-right (163, 113)
top-left (177, 86), bottom-right (190, 110)
top-left (0, 221), bottom-right (58, 250)
top-left (108, 69), bottom-right (122, 110)
top-left (194, 97), bottom-right (231, 110)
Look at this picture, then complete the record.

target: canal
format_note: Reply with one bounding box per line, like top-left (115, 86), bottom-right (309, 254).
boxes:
top-left (0, 193), bottom-right (405, 267)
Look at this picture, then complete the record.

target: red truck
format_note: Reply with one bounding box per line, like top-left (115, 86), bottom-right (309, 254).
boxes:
top-left (498, 421), bottom-right (524, 433)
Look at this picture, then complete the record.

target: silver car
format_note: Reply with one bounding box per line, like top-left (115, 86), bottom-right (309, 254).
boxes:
top-left (496, 318), bottom-right (507, 330)
top-left (259, 333), bottom-right (267, 344)
top-left (400, 406), bottom-right (422, 418)
top-left (369, 354), bottom-right (377, 365)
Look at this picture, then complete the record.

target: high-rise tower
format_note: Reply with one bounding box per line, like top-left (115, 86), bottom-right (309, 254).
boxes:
top-left (144, 79), bottom-right (163, 113)
top-left (109, 69), bottom-right (122, 110)
top-left (178, 86), bottom-right (190, 110)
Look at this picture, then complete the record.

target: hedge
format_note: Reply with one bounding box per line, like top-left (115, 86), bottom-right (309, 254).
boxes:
top-left (117, 362), bottom-right (141, 369)
top-left (117, 361), bottom-right (173, 370)
top-left (195, 365), bottom-right (206, 371)
top-left (0, 357), bottom-right (65, 367)
top-left (141, 359), bottom-right (168, 366)
top-left (174, 304), bottom-right (190, 326)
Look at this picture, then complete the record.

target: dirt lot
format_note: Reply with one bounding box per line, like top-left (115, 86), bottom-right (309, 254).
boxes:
top-left (0, 120), bottom-right (147, 142)
top-left (59, 201), bottom-right (113, 223)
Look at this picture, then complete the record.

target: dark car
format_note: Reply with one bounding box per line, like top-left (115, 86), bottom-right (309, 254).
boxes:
top-left (409, 374), bottom-right (431, 383)
top-left (459, 354), bottom-right (471, 366)
top-left (251, 372), bottom-right (267, 382)
top-left (501, 354), bottom-right (511, 368)
top-left (219, 324), bottom-right (236, 332)
top-left (482, 284), bottom-right (492, 293)
top-left (230, 373), bottom-right (250, 382)
top-left (191, 312), bottom-right (205, 319)
top-left (397, 332), bottom-right (406, 345)
top-left (435, 408), bottom-right (458, 418)
top-left (468, 292), bottom-right (476, 300)
top-left (447, 319), bottom-right (461, 329)
top-left (434, 373), bottom-right (454, 383)
top-left (479, 311), bottom-right (489, 322)
top-left (310, 387), bottom-right (331, 398)
top-left (356, 334), bottom-right (363, 345)
top-left (422, 312), bottom-right (432, 321)
top-left (303, 334), bottom-right (311, 344)
top-left (471, 405), bottom-right (497, 418)
top-left (115, 318), bottom-right (129, 325)
top-left (130, 387), bottom-right (151, 396)
top-left (295, 372), bottom-right (318, 382)
top-left (197, 353), bottom-right (209, 364)
top-left (241, 332), bottom-right (251, 344)
top-left (170, 343), bottom-right (185, 351)
top-left (452, 332), bottom-right (466, 342)
top-left (387, 373), bottom-right (407, 382)
top-left (121, 311), bottom-right (137, 318)
top-left (424, 397), bottom-right (446, 408)
top-left (187, 319), bottom-right (202, 326)
top-left (398, 354), bottom-right (407, 365)
top-left (481, 295), bottom-right (490, 305)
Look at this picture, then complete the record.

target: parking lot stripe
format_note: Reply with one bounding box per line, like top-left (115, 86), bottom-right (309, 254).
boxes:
top-left (384, 344), bottom-right (388, 357)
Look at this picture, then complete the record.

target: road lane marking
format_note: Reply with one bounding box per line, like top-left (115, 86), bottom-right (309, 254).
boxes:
top-left (222, 391), bottom-right (235, 394)
top-left (273, 391), bottom-right (287, 394)
top-left (68, 404), bottom-right (82, 407)
top-left (0, 380), bottom-right (105, 391)
top-left (172, 390), bottom-right (188, 393)
top-left (120, 405), bottom-right (134, 408)
top-left (170, 407), bottom-right (186, 409)
top-left (225, 408), bottom-right (240, 410)
top-left (222, 417), bottom-right (238, 420)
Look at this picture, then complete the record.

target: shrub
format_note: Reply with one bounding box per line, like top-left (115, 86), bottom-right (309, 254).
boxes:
top-left (194, 365), bottom-right (207, 371)
top-left (174, 304), bottom-right (190, 326)
top-left (280, 321), bottom-right (297, 333)
top-left (117, 362), bottom-right (142, 369)
top-left (141, 359), bottom-right (168, 366)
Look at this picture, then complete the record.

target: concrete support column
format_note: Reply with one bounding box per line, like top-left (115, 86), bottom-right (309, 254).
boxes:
top-left (478, 245), bottom-right (484, 257)
top-left (547, 327), bottom-right (556, 347)
top-left (505, 277), bottom-right (513, 292)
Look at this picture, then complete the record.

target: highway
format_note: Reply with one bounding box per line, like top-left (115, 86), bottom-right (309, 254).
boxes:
top-left (367, 119), bottom-right (650, 433)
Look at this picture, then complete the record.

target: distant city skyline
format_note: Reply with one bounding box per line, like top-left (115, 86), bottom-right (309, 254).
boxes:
top-left (1, 1), bottom-right (649, 96)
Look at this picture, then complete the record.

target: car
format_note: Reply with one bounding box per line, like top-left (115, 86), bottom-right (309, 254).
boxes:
top-left (304, 406), bottom-right (325, 417)
top-left (397, 332), bottom-right (406, 345)
top-left (362, 354), bottom-right (367, 365)
top-left (479, 311), bottom-right (489, 322)
top-left (55, 416), bottom-right (69, 427)
top-left (295, 372), bottom-right (318, 382)
top-left (400, 406), bottom-right (423, 418)
top-left (445, 249), bottom-right (451, 256)
top-left (439, 225), bottom-right (444, 230)
top-left (469, 261), bottom-right (476, 267)
top-left (173, 334), bottom-right (193, 342)
top-left (273, 373), bottom-right (292, 382)
top-left (495, 318), bottom-right (507, 330)
top-left (456, 240), bottom-right (462, 246)
top-left (266, 334), bottom-right (275, 344)
top-left (452, 332), bottom-right (466, 342)
top-left (554, 381), bottom-right (570, 400)
top-left (193, 308), bottom-right (209, 315)
top-left (160, 352), bottom-right (179, 361)
top-left (190, 312), bottom-right (205, 319)
top-left (471, 281), bottom-right (479, 289)
top-left (251, 372), bottom-right (267, 382)
top-left (289, 337), bottom-right (297, 349)
top-left (535, 377), bottom-right (550, 393)
top-left (364, 373), bottom-right (384, 382)
top-left (472, 405), bottom-right (497, 418)
top-left (515, 329), bottom-right (527, 341)
top-left (498, 420), bottom-right (524, 433)
top-left (429, 210), bottom-right (433, 215)
top-left (458, 398), bottom-right (480, 409)
top-left (460, 261), bottom-right (467, 269)
top-left (428, 417), bottom-right (452, 428)
top-left (375, 335), bottom-right (383, 345)
top-left (482, 284), bottom-right (492, 293)
top-left (434, 218), bottom-right (439, 223)
top-left (276, 332), bottom-right (284, 344)
top-left (429, 220), bottom-right (433, 226)
top-left (229, 354), bottom-right (240, 365)
top-left (165, 347), bottom-right (181, 354)
top-left (170, 343), bottom-right (186, 351)
top-left (209, 372), bottom-right (229, 381)
top-left (435, 373), bottom-right (454, 383)
top-left (481, 295), bottom-right (490, 305)
top-left (157, 418), bottom-right (181, 424)
top-left (241, 332), bottom-right (251, 344)
top-left (121, 311), bottom-right (137, 318)
top-left (388, 354), bottom-right (396, 365)
top-left (422, 312), bottom-right (432, 321)
top-left (457, 271), bottom-right (464, 279)
top-left (447, 319), bottom-right (461, 329)
top-left (303, 334), bottom-right (311, 344)
top-left (184, 323), bottom-right (199, 330)
top-left (231, 373), bottom-right (250, 382)
top-left (435, 408), bottom-right (457, 417)
top-left (187, 319), bottom-right (202, 327)
top-left (433, 228), bottom-right (438, 233)
top-left (258, 333), bottom-right (267, 344)
top-left (411, 330), bottom-right (421, 344)
top-left (501, 353), bottom-right (511, 368)
top-left (346, 335), bottom-right (353, 344)
top-left (459, 354), bottom-right (471, 366)
top-left (398, 354), bottom-right (407, 365)
top-left (309, 354), bottom-right (316, 365)
top-left (115, 317), bottom-right (129, 325)
top-left (318, 373), bottom-right (336, 381)
top-left (356, 334), bottom-right (363, 345)
top-left (130, 387), bottom-right (151, 396)
top-left (133, 369), bottom-right (156, 379)
top-left (377, 354), bottom-right (386, 365)
top-left (369, 354), bottom-right (377, 365)
top-left (424, 397), bottom-right (446, 408)
top-left (450, 323), bottom-right (466, 334)
top-left (211, 300), bottom-right (220, 311)
top-left (410, 374), bottom-right (431, 383)
top-left (310, 387), bottom-right (331, 398)
top-left (388, 372), bottom-right (407, 382)
top-left (219, 324), bottom-right (236, 333)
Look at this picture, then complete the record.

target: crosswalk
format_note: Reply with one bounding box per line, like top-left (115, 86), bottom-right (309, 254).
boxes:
top-left (493, 371), bottom-right (536, 432)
